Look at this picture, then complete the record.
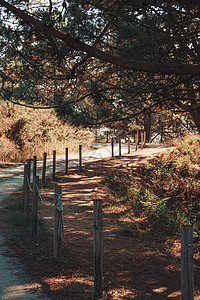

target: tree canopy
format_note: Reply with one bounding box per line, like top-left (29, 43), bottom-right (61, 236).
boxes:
top-left (0, 0), bottom-right (200, 133)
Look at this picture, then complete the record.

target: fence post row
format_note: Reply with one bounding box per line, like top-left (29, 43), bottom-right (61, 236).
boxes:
top-left (32, 175), bottom-right (39, 238)
top-left (42, 152), bottom-right (47, 185)
top-left (181, 225), bottom-right (194, 300)
top-left (53, 150), bottom-right (56, 180)
top-left (93, 199), bottom-right (103, 298)
top-left (79, 144), bottom-right (82, 172)
top-left (53, 185), bottom-right (62, 262)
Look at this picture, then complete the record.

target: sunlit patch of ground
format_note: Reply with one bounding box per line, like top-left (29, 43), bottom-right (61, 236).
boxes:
top-left (1, 145), bottom-right (200, 299)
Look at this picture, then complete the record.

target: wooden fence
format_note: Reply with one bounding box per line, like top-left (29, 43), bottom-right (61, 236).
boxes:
top-left (23, 159), bottom-right (64, 262)
top-left (21, 138), bottom-right (194, 299)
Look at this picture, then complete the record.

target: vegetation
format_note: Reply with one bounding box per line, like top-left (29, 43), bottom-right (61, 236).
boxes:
top-left (0, 1), bottom-right (200, 133)
top-left (0, 102), bottom-right (93, 163)
top-left (104, 135), bottom-right (200, 248)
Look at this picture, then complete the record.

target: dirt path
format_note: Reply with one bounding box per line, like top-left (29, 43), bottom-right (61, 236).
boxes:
top-left (55, 144), bottom-right (181, 299)
top-left (0, 142), bottom-right (134, 299)
top-left (0, 142), bottom-right (132, 202)
top-left (1, 143), bottom-right (186, 299)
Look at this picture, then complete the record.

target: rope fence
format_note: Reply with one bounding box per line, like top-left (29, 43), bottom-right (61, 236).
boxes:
top-left (20, 135), bottom-right (194, 298)
top-left (21, 133), bottom-right (148, 295)
top-left (24, 166), bottom-right (64, 261)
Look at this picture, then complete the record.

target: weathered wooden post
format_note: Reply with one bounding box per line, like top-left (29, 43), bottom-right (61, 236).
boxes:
top-left (23, 163), bottom-right (28, 210)
top-left (181, 225), bottom-right (194, 300)
top-left (53, 150), bottom-right (56, 180)
top-left (119, 135), bottom-right (121, 157)
top-left (128, 134), bottom-right (130, 154)
top-left (93, 199), bottom-right (103, 299)
top-left (27, 159), bottom-right (31, 179)
top-left (106, 131), bottom-right (109, 143)
top-left (32, 175), bottom-right (39, 238)
top-left (135, 133), bottom-right (138, 151)
top-left (111, 137), bottom-right (114, 159)
top-left (65, 147), bottom-right (68, 175)
top-left (79, 144), bottom-right (82, 172)
top-left (42, 152), bottom-right (47, 185)
top-left (54, 185), bottom-right (62, 262)
top-left (141, 132), bottom-right (144, 149)
top-left (33, 155), bottom-right (37, 183)
top-left (25, 159), bottom-right (31, 221)
top-left (144, 131), bottom-right (146, 147)
top-left (23, 162), bottom-right (27, 209)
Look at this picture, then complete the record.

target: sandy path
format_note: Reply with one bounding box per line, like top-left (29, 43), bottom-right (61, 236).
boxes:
top-left (0, 143), bottom-right (133, 202)
top-left (52, 143), bottom-right (180, 299)
top-left (8, 142), bottom-right (178, 299)
top-left (0, 142), bottom-right (135, 299)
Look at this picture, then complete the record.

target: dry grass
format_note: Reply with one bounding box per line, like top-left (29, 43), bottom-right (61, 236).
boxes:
top-left (104, 134), bottom-right (200, 251)
top-left (0, 102), bottom-right (94, 163)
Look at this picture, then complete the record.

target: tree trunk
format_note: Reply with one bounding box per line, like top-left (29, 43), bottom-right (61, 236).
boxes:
top-left (144, 110), bottom-right (151, 142)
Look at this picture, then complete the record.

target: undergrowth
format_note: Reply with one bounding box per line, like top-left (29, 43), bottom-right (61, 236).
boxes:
top-left (4, 195), bottom-right (50, 241)
top-left (104, 134), bottom-right (200, 247)
top-left (0, 101), bottom-right (93, 162)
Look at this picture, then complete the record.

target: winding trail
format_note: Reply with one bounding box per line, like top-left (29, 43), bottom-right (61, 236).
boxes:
top-left (0, 142), bottom-right (135, 299)
top-left (0, 142), bottom-right (174, 299)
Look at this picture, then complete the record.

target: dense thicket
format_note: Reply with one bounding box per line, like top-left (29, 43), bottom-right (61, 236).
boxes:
top-left (0, 1), bottom-right (200, 133)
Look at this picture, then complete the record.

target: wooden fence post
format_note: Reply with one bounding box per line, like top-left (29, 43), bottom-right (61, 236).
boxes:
top-left (135, 133), bottom-right (138, 151)
top-left (106, 131), bottom-right (109, 143)
top-left (23, 163), bottom-right (28, 210)
top-left (119, 135), bottom-right (121, 157)
top-left (93, 199), bottom-right (103, 298)
top-left (32, 175), bottom-right (39, 238)
top-left (128, 134), bottom-right (130, 154)
top-left (53, 150), bottom-right (56, 180)
top-left (141, 132), bottom-right (144, 149)
top-left (23, 163), bottom-right (27, 209)
top-left (33, 155), bottom-right (37, 183)
top-left (54, 185), bottom-right (62, 262)
top-left (144, 131), bottom-right (146, 147)
top-left (111, 137), bottom-right (114, 158)
top-left (65, 147), bottom-right (68, 175)
top-left (181, 225), bottom-right (194, 300)
top-left (25, 159), bottom-right (31, 221)
top-left (79, 145), bottom-right (82, 172)
top-left (42, 152), bottom-right (47, 185)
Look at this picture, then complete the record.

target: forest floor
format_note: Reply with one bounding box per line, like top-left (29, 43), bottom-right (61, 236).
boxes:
top-left (1, 144), bottom-right (200, 299)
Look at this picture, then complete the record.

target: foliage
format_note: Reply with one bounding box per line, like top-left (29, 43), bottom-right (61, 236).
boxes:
top-left (104, 135), bottom-right (200, 239)
top-left (0, 1), bottom-right (200, 133)
top-left (0, 102), bottom-right (93, 162)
